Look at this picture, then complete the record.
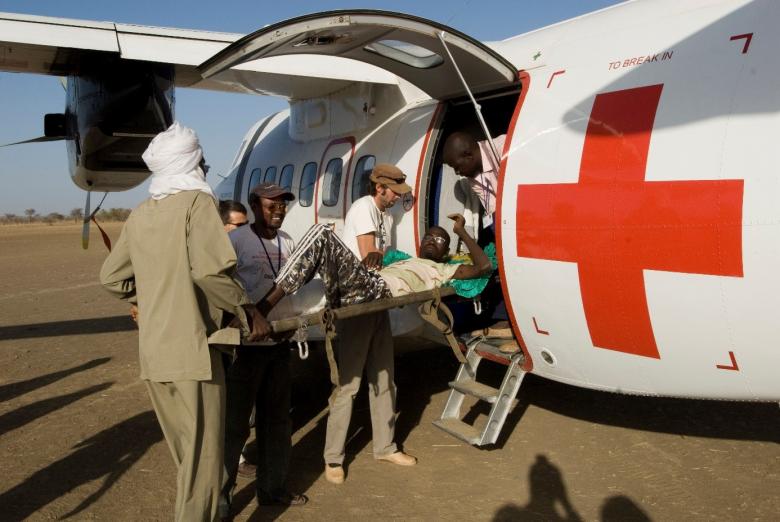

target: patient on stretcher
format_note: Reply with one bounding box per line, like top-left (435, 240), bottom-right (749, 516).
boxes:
top-left (252, 214), bottom-right (493, 337)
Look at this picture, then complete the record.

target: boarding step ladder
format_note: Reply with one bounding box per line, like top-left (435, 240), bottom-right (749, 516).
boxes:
top-left (433, 337), bottom-right (526, 446)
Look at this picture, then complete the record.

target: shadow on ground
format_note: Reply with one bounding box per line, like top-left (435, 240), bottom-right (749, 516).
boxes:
top-left (231, 345), bottom-right (456, 521)
top-left (0, 382), bottom-right (114, 437)
top-left (0, 315), bottom-right (135, 340)
top-left (0, 357), bottom-right (111, 402)
top-left (0, 410), bottom-right (162, 521)
top-left (229, 345), bottom-right (779, 519)
top-left (492, 454), bottom-right (651, 522)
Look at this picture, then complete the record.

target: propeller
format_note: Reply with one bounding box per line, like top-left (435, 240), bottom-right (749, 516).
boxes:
top-left (1, 136), bottom-right (64, 147)
top-left (2, 113), bottom-right (68, 147)
top-left (82, 192), bottom-right (110, 250)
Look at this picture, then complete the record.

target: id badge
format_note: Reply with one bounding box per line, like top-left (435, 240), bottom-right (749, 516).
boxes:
top-left (482, 213), bottom-right (493, 228)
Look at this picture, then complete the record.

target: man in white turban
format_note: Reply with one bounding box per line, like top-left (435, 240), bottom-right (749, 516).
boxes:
top-left (101, 122), bottom-right (265, 522)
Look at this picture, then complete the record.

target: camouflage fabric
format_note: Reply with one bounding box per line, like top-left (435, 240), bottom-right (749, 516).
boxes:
top-left (275, 224), bottom-right (390, 308)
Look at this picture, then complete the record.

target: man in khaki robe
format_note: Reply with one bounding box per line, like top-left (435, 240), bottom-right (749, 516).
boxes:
top-left (100, 122), bottom-right (263, 522)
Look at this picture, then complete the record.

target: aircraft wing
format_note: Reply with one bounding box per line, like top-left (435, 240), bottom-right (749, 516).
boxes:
top-left (0, 11), bottom-right (398, 99)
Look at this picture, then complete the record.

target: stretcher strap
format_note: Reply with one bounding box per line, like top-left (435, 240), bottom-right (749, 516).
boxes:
top-left (319, 307), bottom-right (341, 398)
top-left (418, 289), bottom-right (467, 364)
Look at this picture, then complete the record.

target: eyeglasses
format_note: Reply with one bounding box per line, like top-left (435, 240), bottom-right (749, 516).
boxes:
top-left (422, 234), bottom-right (447, 246)
top-left (262, 202), bottom-right (288, 211)
top-left (229, 221), bottom-right (249, 227)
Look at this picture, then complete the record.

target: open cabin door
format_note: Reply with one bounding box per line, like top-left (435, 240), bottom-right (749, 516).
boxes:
top-left (199, 10), bottom-right (518, 101)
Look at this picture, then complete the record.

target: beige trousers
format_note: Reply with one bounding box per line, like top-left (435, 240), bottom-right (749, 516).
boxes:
top-left (324, 311), bottom-right (398, 465)
top-left (145, 349), bottom-right (225, 522)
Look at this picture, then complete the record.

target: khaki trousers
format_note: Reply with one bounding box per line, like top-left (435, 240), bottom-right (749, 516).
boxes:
top-left (145, 349), bottom-right (225, 522)
top-left (324, 311), bottom-right (398, 465)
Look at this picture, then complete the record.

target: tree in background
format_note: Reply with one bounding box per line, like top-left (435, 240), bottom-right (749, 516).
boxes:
top-left (69, 208), bottom-right (84, 223)
top-left (95, 208), bottom-right (131, 221)
top-left (44, 212), bottom-right (65, 224)
top-left (1, 208), bottom-right (131, 225)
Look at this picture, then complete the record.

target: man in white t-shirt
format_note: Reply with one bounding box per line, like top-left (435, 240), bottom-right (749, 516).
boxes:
top-left (322, 163), bottom-right (413, 483)
top-left (221, 183), bottom-right (308, 513)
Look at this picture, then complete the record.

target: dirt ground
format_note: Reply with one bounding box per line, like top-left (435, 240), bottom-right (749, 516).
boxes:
top-left (0, 223), bottom-right (778, 521)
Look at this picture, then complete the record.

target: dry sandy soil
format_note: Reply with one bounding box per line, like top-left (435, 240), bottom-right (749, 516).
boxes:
top-left (0, 223), bottom-right (778, 521)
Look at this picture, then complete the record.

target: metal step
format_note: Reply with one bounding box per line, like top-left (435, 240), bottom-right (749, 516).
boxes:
top-left (434, 337), bottom-right (527, 447)
top-left (461, 337), bottom-right (523, 363)
top-left (449, 379), bottom-right (500, 403)
top-left (432, 418), bottom-right (481, 445)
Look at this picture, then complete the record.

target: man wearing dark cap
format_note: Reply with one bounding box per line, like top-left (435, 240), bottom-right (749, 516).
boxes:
top-left (321, 163), bottom-right (416, 484)
top-left (221, 183), bottom-right (307, 514)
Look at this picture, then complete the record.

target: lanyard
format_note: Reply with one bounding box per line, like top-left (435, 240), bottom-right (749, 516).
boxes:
top-left (477, 140), bottom-right (499, 215)
top-left (253, 225), bottom-right (282, 278)
top-left (371, 199), bottom-right (387, 250)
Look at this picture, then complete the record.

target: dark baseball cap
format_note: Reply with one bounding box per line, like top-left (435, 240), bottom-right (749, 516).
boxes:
top-left (250, 183), bottom-right (295, 201)
top-left (369, 163), bottom-right (412, 194)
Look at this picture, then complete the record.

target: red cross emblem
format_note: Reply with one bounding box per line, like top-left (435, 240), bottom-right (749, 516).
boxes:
top-left (516, 84), bottom-right (744, 358)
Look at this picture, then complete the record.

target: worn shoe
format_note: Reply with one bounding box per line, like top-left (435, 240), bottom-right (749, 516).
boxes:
top-left (498, 340), bottom-right (520, 354)
top-left (257, 489), bottom-right (308, 507)
top-left (324, 464), bottom-right (345, 484)
top-left (471, 321), bottom-right (513, 339)
top-left (237, 461), bottom-right (257, 478)
top-left (377, 451), bottom-right (417, 466)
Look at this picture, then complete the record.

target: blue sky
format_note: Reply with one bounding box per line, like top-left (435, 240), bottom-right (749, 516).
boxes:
top-left (0, 0), bottom-right (622, 215)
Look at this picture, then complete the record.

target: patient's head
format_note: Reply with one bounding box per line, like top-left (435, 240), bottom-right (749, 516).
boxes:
top-left (419, 226), bottom-right (451, 262)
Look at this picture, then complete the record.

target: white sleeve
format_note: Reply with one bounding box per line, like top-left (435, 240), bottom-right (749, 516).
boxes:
top-left (348, 198), bottom-right (378, 237)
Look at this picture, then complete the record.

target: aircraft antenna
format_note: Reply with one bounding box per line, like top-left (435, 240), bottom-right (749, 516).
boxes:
top-left (445, 0), bottom-right (475, 25)
top-left (437, 31), bottom-right (502, 169)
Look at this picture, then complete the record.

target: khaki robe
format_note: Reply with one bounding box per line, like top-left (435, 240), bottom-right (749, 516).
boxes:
top-left (100, 190), bottom-right (249, 382)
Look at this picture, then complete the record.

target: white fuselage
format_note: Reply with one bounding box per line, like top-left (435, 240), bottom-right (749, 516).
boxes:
top-left (221, 0), bottom-right (780, 402)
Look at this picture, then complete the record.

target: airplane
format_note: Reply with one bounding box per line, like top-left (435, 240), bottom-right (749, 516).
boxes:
top-left (2, 0), bottom-right (778, 445)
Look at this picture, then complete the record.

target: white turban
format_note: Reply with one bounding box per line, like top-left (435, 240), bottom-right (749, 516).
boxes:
top-left (143, 121), bottom-right (215, 200)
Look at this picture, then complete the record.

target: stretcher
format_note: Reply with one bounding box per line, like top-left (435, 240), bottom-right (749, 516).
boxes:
top-left (210, 287), bottom-right (465, 392)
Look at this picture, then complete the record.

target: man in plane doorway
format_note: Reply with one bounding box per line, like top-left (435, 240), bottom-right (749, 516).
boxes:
top-left (442, 131), bottom-right (506, 242)
top-left (221, 183), bottom-right (308, 510)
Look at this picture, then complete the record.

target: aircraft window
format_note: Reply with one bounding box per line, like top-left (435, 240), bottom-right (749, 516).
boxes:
top-left (263, 166), bottom-right (277, 184)
top-left (299, 162), bottom-right (317, 207)
top-left (322, 158), bottom-right (343, 207)
top-left (364, 40), bottom-right (443, 69)
top-left (279, 164), bottom-right (294, 191)
top-left (247, 167), bottom-right (262, 198)
top-left (352, 155), bottom-right (376, 202)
